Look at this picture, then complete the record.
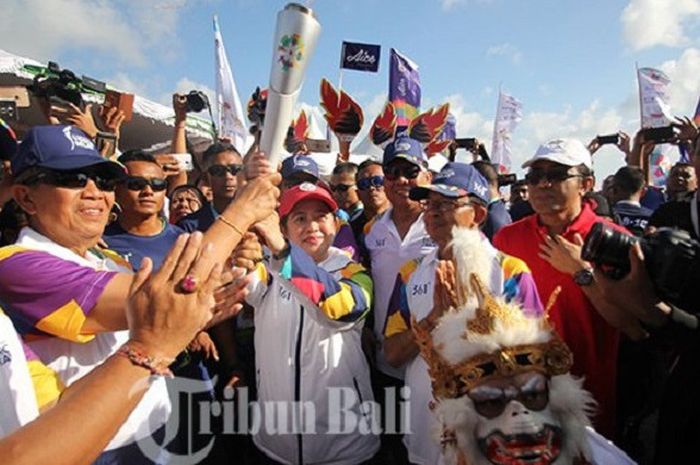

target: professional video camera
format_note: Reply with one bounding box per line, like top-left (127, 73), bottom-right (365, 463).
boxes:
top-left (27, 62), bottom-right (85, 108)
top-left (582, 222), bottom-right (700, 311)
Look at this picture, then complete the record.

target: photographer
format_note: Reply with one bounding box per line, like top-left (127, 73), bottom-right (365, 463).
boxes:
top-left (593, 242), bottom-right (699, 465)
top-left (471, 160), bottom-right (512, 241)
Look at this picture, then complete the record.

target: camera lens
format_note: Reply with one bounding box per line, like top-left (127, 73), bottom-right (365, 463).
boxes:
top-left (582, 222), bottom-right (637, 274)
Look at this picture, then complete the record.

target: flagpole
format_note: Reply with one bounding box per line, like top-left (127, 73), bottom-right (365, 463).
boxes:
top-left (338, 68), bottom-right (344, 93)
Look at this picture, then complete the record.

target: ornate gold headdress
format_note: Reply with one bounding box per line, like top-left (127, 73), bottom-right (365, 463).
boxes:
top-left (413, 274), bottom-right (573, 399)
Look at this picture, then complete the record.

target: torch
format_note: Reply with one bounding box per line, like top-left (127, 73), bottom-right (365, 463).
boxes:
top-left (260, 3), bottom-right (321, 165)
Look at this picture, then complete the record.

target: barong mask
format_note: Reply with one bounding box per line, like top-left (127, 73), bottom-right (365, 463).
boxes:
top-left (413, 228), bottom-right (596, 465)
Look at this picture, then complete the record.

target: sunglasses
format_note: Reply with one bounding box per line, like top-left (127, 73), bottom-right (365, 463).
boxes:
top-left (330, 183), bottom-right (355, 193)
top-left (425, 198), bottom-right (472, 213)
top-left (467, 375), bottom-right (549, 419)
top-left (524, 168), bottom-right (582, 186)
top-left (21, 169), bottom-right (119, 192)
top-left (357, 175), bottom-right (385, 191)
top-left (123, 176), bottom-right (168, 192)
top-left (208, 164), bottom-right (243, 177)
top-left (385, 165), bottom-right (421, 181)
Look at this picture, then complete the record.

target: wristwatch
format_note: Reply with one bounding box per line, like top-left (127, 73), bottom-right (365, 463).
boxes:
top-left (572, 267), bottom-right (594, 287)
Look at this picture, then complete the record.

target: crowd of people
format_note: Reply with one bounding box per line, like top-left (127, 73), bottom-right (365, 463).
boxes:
top-left (0, 70), bottom-right (699, 465)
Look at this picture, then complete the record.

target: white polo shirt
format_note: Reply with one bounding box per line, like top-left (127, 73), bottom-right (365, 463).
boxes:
top-left (363, 208), bottom-right (436, 379)
top-left (0, 311), bottom-right (39, 437)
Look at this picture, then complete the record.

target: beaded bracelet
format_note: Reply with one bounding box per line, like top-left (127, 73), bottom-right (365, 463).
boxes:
top-left (117, 344), bottom-right (174, 378)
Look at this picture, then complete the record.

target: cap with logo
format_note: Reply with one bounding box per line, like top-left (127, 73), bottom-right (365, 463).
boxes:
top-left (278, 182), bottom-right (338, 219)
top-left (12, 125), bottom-right (124, 178)
top-left (383, 136), bottom-right (428, 168)
top-left (522, 138), bottom-right (592, 169)
top-left (410, 162), bottom-right (490, 204)
top-left (281, 154), bottom-right (320, 180)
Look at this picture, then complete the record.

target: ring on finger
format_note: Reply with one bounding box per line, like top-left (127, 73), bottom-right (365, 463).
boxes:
top-left (180, 274), bottom-right (198, 293)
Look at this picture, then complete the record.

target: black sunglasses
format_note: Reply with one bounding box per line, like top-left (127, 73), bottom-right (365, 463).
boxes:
top-left (123, 176), bottom-right (168, 192)
top-left (357, 175), bottom-right (385, 191)
top-left (385, 165), bottom-right (421, 181)
top-left (21, 169), bottom-right (119, 192)
top-left (330, 183), bottom-right (355, 193)
top-left (524, 168), bottom-right (582, 186)
top-left (208, 164), bottom-right (243, 177)
top-left (468, 377), bottom-right (550, 419)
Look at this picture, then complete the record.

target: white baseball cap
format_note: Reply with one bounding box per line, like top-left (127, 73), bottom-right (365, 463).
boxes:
top-left (522, 138), bottom-right (592, 169)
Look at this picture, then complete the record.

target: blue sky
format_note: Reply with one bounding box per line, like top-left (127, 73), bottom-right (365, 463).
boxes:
top-left (3, 0), bottom-right (700, 179)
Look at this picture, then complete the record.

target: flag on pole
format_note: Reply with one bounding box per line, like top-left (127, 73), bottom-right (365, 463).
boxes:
top-left (389, 48), bottom-right (421, 127)
top-left (214, 15), bottom-right (247, 150)
top-left (340, 41), bottom-right (381, 72)
top-left (637, 67), bottom-right (673, 129)
top-left (490, 91), bottom-right (523, 173)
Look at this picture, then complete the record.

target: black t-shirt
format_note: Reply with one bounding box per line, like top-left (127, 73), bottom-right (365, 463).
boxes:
top-left (648, 191), bottom-right (698, 240)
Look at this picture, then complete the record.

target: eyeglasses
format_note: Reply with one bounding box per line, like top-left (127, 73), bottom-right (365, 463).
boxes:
top-left (425, 198), bottom-right (472, 213)
top-left (357, 175), bottom-right (385, 191)
top-left (207, 164), bottom-right (243, 177)
top-left (467, 374), bottom-right (550, 419)
top-left (123, 176), bottom-right (168, 192)
top-left (524, 168), bottom-right (582, 186)
top-left (330, 183), bottom-right (355, 193)
top-left (385, 165), bottom-right (421, 181)
top-left (21, 169), bottom-right (119, 192)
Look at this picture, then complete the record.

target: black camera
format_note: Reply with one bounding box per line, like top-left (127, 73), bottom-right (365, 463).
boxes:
top-left (185, 90), bottom-right (209, 113)
top-left (497, 173), bottom-right (517, 187)
top-left (27, 62), bottom-right (84, 108)
top-left (582, 222), bottom-right (700, 310)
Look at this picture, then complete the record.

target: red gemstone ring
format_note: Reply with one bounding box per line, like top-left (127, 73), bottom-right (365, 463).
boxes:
top-left (180, 275), bottom-right (198, 293)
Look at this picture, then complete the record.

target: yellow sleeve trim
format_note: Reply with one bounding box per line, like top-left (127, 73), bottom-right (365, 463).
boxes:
top-left (35, 300), bottom-right (94, 343)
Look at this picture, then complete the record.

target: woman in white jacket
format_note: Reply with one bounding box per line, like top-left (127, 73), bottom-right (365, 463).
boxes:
top-left (248, 182), bottom-right (380, 465)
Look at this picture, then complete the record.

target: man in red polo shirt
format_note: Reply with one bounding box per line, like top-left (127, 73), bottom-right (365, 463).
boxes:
top-left (493, 138), bottom-right (643, 439)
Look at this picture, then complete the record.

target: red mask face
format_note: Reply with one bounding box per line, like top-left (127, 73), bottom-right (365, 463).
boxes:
top-left (480, 424), bottom-right (563, 465)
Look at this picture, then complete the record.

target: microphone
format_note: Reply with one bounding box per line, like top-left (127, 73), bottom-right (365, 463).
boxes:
top-left (260, 3), bottom-right (321, 165)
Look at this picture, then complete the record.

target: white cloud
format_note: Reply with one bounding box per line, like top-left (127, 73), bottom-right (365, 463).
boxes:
top-left (0, 0), bottom-right (189, 67)
top-left (658, 47), bottom-right (700, 114)
top-left (621, 0), bottom-right (700, 50)
top-left (441, 0), bottom-right (466, 10)
top-left (485, 43), bottom-right (523, 64)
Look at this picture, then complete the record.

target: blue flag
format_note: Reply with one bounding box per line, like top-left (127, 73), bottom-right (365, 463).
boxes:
top-left (341, 41), bottom-right (381, 72)
top-left (389, 48), bottom-right (421, 127)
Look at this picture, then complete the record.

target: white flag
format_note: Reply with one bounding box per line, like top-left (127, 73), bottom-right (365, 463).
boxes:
top-left (214, 15), bottom-right (247, 150)
top-left (490, 91), bottom-right (522, 172)
top-left (637, 67), bottom-right (673, 129)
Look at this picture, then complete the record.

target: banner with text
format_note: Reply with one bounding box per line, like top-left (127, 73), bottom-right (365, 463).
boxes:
top-left (341, 41), bottom-right (381, 72)
top-left (490, 91), bottom-right (523, 173)
top-left (638, 67), bottom-right (672, 129)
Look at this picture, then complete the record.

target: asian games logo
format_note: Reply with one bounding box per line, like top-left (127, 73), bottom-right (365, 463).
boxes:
top-left (278, 34), bottom-right (304, 71)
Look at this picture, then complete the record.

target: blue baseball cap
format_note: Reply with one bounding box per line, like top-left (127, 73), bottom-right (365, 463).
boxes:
top-left (12, 125), bottom-right (124, 178)
top-left (281, 155), bottom-right (319, 180)
top-left (383, 136), bottom-right (428, 168)
top-left (410, 162), bottom-right (490, 204)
